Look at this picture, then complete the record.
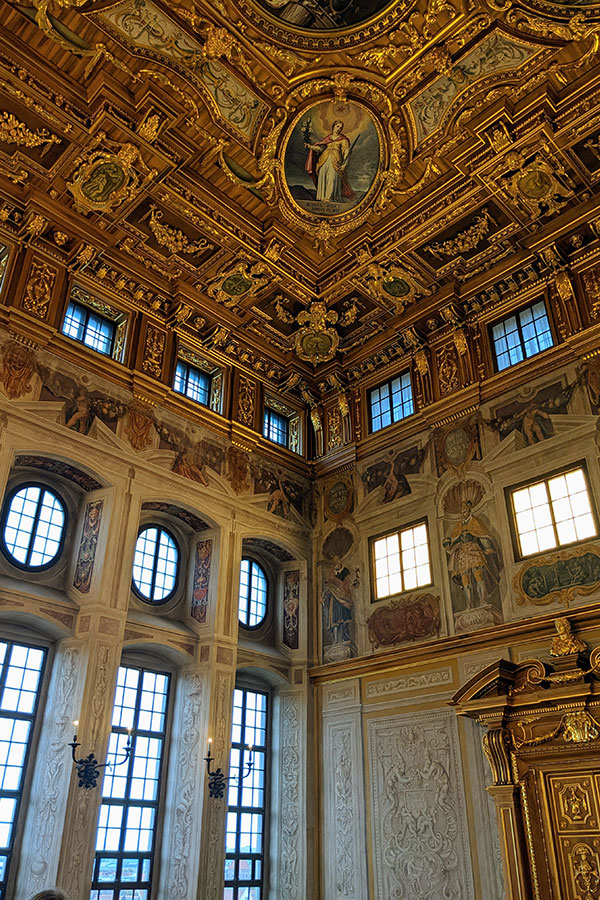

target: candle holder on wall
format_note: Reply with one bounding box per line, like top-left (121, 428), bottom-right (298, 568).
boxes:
top-left (204, 738), bottom-right (253, 799)
top-left (68, 721), bottom-right (132, 789)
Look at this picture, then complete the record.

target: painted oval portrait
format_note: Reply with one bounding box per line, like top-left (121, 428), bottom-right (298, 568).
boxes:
top-left (283, 100), bottom-right (381, 219)
top-left (252, 0), bottom-right (393, 30)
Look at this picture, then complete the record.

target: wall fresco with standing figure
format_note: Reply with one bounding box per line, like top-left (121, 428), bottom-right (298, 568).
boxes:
top-left (191, 539), bottom-right (213, 624)
top-left (73, 500), bottom-right (104, 593)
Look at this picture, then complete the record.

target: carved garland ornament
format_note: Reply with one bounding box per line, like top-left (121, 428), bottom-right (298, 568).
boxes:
top-left (0, 111), bottom-right (61, 151)
top-left (148, 206), bottom-right (214, 257)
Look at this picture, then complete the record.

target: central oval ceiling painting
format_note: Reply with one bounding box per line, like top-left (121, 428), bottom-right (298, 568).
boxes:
top-left (251, 0), bottom-right (394, 30)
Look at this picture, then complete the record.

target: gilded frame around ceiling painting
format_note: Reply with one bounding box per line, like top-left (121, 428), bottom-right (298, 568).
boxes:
top-left (277, 96), bottom-right (385, 238)
top-left (233, 0), bottom-right (416, 49)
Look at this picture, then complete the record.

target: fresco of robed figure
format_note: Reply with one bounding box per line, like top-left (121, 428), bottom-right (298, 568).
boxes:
top-left (284, 101), bottom-right (380, 217)
top-left (254, 0), bottom-right (392, 30)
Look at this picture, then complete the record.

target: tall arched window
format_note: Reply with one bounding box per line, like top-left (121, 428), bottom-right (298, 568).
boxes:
top-left (238, 559), bottom-right (267, 628)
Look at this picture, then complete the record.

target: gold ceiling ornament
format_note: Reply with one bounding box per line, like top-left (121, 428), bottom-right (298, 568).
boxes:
top-left (136, 114), bottom-right (162, 144)
top-left (255, 41), bottom-right (317, 77)
top-left (376, 116), bottom-right (440, 212)
top-left (284, 75), bottom-right (392, 118)
top-left (218, 109), bottom-right (286, 206)
top-left (67, 135), bottom-right (157, 214)
top-left (23, 213), bottom-right (47, 240)
top-left (147, 206), bottom-right (214, 257)
top-left (0, 111), bottom-right (61, 153)
top-left (207, 257), bottom-right (272, 307)
top-left (357, 0), bottom-right (457, 74)
top-left (293, 301), bottom-right (340, 365)
top-left (426, 209), bottom-right (496, 259)
top-left (501, 150), bottom-right (575, 217)
top-left (359, 260), bottom-right (429, 311)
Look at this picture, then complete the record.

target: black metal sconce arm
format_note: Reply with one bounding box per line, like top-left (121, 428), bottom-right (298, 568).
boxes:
top-left (69, 733), bottom-right (132, 789)
top-left (204, 743), bottom-right (253, 800)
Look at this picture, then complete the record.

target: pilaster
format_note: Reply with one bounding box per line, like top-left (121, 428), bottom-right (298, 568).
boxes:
top-left (321, 679), bottom-right (368, 900)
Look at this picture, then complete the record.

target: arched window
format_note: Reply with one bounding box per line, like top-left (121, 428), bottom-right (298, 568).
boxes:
top-left (132, 526), bottom-right (179, 603)
top-left (238, 559), bottom-right (267, 628)
top-left (0, 483), bottom-right (66, 570)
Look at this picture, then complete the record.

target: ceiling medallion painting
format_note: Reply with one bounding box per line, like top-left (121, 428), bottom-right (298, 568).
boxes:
top-left (249, 0), bottom-right (393, 30)
top-left (282, 99), bottom-right (381, 220)
top-left (274, 97), bottom-right (385, 240)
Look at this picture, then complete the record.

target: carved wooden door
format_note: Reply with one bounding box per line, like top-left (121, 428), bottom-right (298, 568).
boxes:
top-left (518, 746), bottom-right (600, 900)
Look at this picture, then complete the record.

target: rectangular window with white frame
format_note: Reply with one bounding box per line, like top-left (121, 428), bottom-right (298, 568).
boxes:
top-left (0, 639), bottom-right (46, 900)
top-left (509, 464), bottom-right (598, 559)
top-left (263, 396), bottom-right (300, 454)
top-left (62, 286), bottom-right (128, 362)
top-left (90, 664), bottom-right (170, 900)
top-left (371, 520), bottom-right (432, 601)
top-left (174, 349), bottom-right (223, 414)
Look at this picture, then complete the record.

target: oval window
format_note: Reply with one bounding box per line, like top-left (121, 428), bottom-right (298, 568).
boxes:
top-left (1, 483), bottom-right (66, 570)
top-left (132, 526), bottom-right (179, 603)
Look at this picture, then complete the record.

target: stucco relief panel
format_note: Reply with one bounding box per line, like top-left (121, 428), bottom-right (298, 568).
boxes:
top-left (368, 709), bottom-right (474, 900)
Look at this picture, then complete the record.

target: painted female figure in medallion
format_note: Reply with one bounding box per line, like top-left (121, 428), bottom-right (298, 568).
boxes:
top-left (305, 119), bottom-right (354, 203)
top-left (283, 100), bottom-right (381, 218)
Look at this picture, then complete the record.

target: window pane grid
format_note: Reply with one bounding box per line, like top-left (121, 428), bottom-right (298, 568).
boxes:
top-left (263, 409), bottom-right (289, 447)
top-left (92, 665), bottom-right (169, 900)
top-left (492, 301), bottom-right (553, 372)
top-left (132, 527), bottom-right (178, 603)
top-left (1, 484), bottom-right (65, 570)
top-left (173, 361), bottom-right (210, 407)
top-left (238, 559), bottom-right (267, 628)
top-left (369, 372), bottom-right (413, 433)
top-left (373, 522), bottom-right (432, 600)
top-left (224, 688), bottom-right (268, 900)
top-left (62, 301), bottom-right (115, 357)
top-left (0, 641), bottom-right (46, 900)
top-left (512, 466), bottom-right (598, 557)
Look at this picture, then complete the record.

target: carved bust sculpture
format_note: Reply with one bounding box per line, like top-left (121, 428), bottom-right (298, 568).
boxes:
top-left (550, 617), bottom-right (587, 657)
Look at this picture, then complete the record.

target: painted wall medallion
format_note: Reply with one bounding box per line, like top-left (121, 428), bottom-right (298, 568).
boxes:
top-left (251, 0), bottom-right (393, 30)
top-left (282, 100), bottom-right (381, 221)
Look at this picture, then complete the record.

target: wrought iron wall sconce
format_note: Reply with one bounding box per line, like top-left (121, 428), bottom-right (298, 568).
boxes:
top-left (204, 738), bottom-right (253, 799)
top-left (69, 720), bottom-right (132, 789)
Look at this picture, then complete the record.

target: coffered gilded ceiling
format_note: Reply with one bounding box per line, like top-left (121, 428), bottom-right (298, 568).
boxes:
top-left (2, 0), bottom-right (600, 400)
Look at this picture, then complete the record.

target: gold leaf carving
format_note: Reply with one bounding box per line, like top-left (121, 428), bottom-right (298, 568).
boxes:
top-left (148, 206), bottom-right (213, 256)
top-left (0, 111), bottom-right (61, 152)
